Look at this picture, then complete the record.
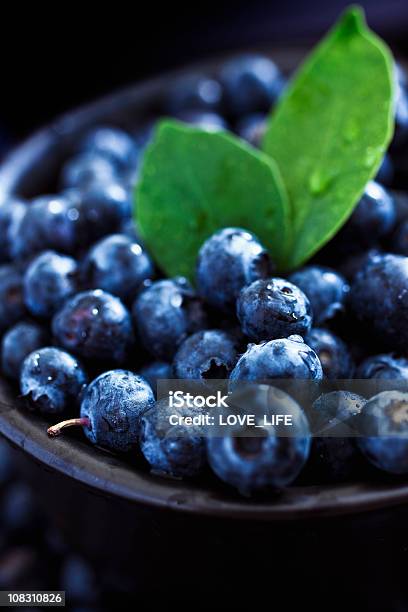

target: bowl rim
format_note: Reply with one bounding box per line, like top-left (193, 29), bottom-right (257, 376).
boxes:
top-left (1, 52), bottom-right (408, 521)
top-left (2, 386), bottom-right (408, 521)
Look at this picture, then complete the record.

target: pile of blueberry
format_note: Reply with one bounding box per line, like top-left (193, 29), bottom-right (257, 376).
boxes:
top-left (1, 54), bottom-right (408, 497)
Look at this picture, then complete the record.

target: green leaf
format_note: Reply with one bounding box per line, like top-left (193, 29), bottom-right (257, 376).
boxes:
top-left (263, 6), bottom-right (395, 269)
top-left (136, 120), bottom-right (290, 280)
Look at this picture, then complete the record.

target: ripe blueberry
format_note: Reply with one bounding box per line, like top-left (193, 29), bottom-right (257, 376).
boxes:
top-left (0, 198), bottom-right (27, 262)
top-left (13, 194), bottom-right (85, 259)
top-left (82, 234), bottom-right (154, 303)
top-left (20, 347), bottom-right (87, 415)
top-left (229, 335), bottom-right (323, 383)
top-left (237, 278), bottom-right (312, 342)
top-left (52, 289), bottom-right (134, 363)
top-left (350, 253), bottom-right (408, 351)
top-left (79, 126), bottom-right (138, 172)
top-left (305, 328), bottom-right (353, 379)
top-left (79, 183), bottom-right (132, 240)
top-left (0, 265), bottom-right (25, 334)
top-left (357, 391), bottom-right (408, 474)
top-left (391, 219), bottom-right (408, 256)
top-left (165, 74), bottom-right (223, 115)
top-left (61, 152), bottom-right (118, 190)
top-left (1, 322), bottom-right (49, 379)
top-left (219, 54), bottom-right (284, 117)
top-left (235, 113), bottom-right (267, 148)
top-left (289, 265), bottom-right (349, 325)
top-left (78, 370), bottom-right (155, 452)
top-left (140, 397), bottom-right (206, 478)
top-left (24, 251), bottom-right (79, 318)
top-left (173, 329), bottom-right (239, 380)
top-left (132, 278), bottom-right (207, 360)
top-left (329, 181), bottom-right (396, 254)
top-left (174, 110), bottom-right (228, 132)
top-left (196, 227), bottom-right (273, 312)
top-left (376, 153), bottom-right (394, 187)
top-left (207, 386), bottom-right (310, 495)
top-left (357, 354), bottom-right (408, 380)
top-left (139, 361), bottom-right (173, 396)
top-left (310, 391), bottom-right (365, 482)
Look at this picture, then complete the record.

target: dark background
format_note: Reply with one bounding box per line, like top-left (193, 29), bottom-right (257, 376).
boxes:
top-left (1, 0), bottom-right (407, 142)
top-left (1, 2), bottom-right (408, 609)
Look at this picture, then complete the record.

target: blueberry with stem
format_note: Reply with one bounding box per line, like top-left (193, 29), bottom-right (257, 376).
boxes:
top-left (48, 370), bottom-right (155, 453)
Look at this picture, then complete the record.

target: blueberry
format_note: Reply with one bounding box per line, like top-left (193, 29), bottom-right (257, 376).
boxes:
top-left (393, 191), bottom-right (408, 226)
top-left (1, 322), bottom-right (49, 379)
top-left (289, 265), bottom-right (349, 325)
top-left (79, 183), bottom-right (132, 240)
top-left (196, 228), bottom-right (273, 312)
top-left (312, 390), bottom-right (366, 430)
top-left (219, 54), bottom-right (284, 117)
top-left (132, 278), bottom-right (207, 360)
top-left (80, 126), bottom-right (138, 172)
top-left (140, 397), bottom-right (206, 478)
top-left (395, 62), bottom-right (407, 90)
top-left (305, 328), bottom-right (353, 379)
top-left (133, 120), bottom-right (157, 151)
top-left (357, 354), bottom-right (408, 380)
top-left (173, 329), bottom-right (238, 380)
top-left (0, 197), bottom-right (27, 262)
top-left (119, 217), bottom-right (143, 244)
top-left (79, 369), bottom-right (154, 452)
top-left (310, 391), bottom-right (365, 482)
top-left (330, 181), bottom-right (396, 254)
top-left (229, 335), bottom-right (323, 383)
top-left (237, 278), bottom-right (312, 342)
top-left (14, 194), bottom-right (84, 258)
top-left (165, 74), bottom-right (223, 114)
top-left (350, 253), bottom-right (408, 351)
top-left (207, 386), bottom-right (310, 495)
top-left (20, 347), bottom-right (87, 415)
top-left (24, 251), bottom-right (79, 318)
top-left (31, 185), bottom-right (132, 255)
top-left (52, 289), bottom-right (134, 363)
top-left (376, 153), bottom-right (394, 187)
top-left (391, 79), bottom-right (408, 150)
top-left (335, 248), bottom-right (381, 283)
top-left (357, 391), bottom-right (408, 474)
top-left (61, 152), bottom-right (118, 190)
top-left (391, 218), bottom-right (408, 256)
top-left (139, 361), bottom-right (173, 395)
top-left (235, 113), bottom-right (267, 148)
top-left (0, 265), bottom-right (25, 334)
top-left (82, 234), bottom-right (154, 303)
top-left (174, 110), bottom-right (228, 132)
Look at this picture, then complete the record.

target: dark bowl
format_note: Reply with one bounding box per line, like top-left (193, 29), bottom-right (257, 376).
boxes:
top-left (1, 48), bottom-right (408, 599)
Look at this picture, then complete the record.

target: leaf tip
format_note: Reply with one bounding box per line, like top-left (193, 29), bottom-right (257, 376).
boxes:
top-left (338, 5), bottom-right (366, 34)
